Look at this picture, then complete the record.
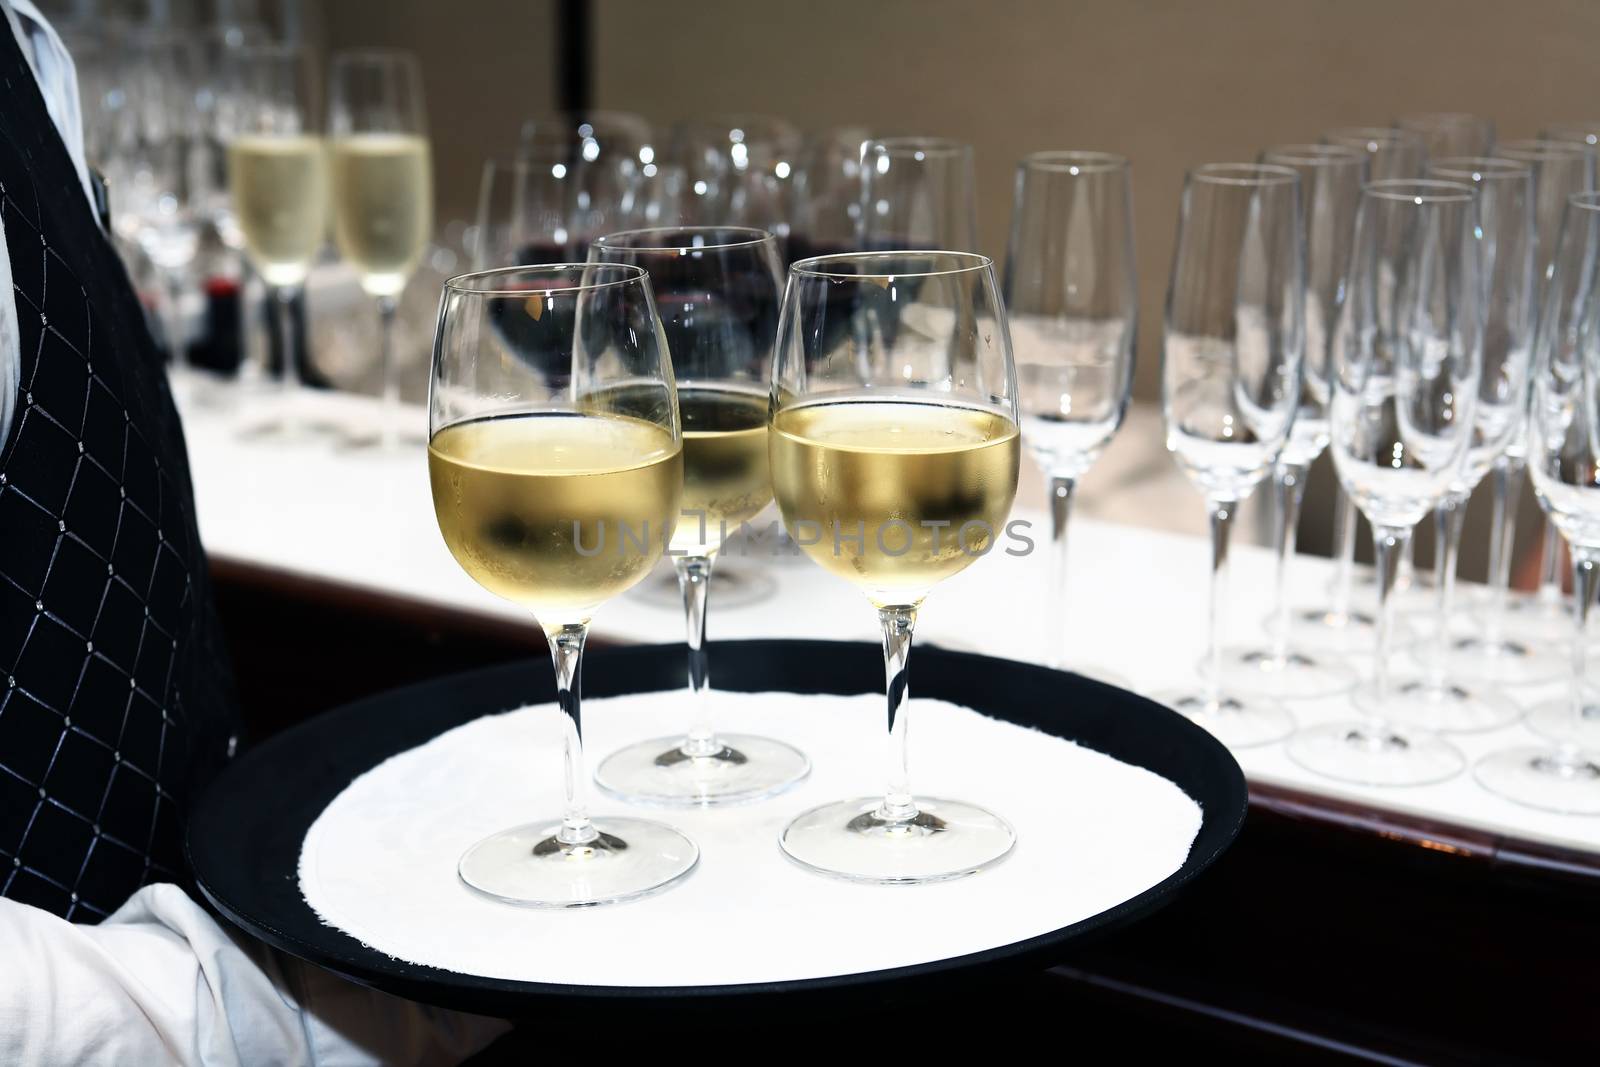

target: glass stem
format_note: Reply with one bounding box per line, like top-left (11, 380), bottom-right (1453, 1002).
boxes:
top-left (377, 294), bottom-right (400, 449)
top-left (1484, 457), bottom-right (1524, 647)
top-left (545, 622), bottom-right (597, 846)
top-left (876, 604), bottom-right (918, 824)
top-left (1046, 473), bottom-right (1077, 670)
top-left (1539, 517), bottom-right (1563, 604)
top-left (161, 269), bottom-right (187, 376)
top-left (1271, 462), bottom-right (1307, 662)
top-left (1566, 547), bottom-right (1600, 764)
top-left (1430, 495), bottom-right (1466, 681)
top-left (1371, 524), bottom-right (1408, 723)
top-left (1330, 484), bottom-right (1358, 618)
top-left (1205, 499), bottom-right (1236, 708)
top-left (676, 554), bottom-right (720, 757)
top-left (273, 285), bottom-right (300, 433)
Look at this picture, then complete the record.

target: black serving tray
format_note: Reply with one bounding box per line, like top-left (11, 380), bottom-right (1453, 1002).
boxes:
top-left (187, 639), bottom-right (1246, 1020)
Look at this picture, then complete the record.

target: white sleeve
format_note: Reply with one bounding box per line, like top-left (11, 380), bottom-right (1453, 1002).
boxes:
top-left (0, 884), bottom-right (511, 1067)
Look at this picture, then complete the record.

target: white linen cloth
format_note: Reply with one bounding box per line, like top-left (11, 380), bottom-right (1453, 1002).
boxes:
top-left (301, 690), bottom-right (1204, 986)
top-left (0, 883), bottom-right (508, 1065)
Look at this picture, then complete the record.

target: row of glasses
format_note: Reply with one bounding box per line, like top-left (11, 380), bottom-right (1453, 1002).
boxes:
top-left (427, 242), bottom-right (1024, 903)
top-left (223, 44), bottom-right (433, 439)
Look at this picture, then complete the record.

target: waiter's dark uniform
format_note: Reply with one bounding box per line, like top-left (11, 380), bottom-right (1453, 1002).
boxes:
top-left (0, 25), bottom-right (238, 921)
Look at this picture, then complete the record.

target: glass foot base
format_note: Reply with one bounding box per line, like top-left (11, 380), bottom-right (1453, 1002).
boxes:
top-left (458, 817), bottom-right (699, 908)
top-left (1523, 694), bottom-right (1600, 749)
top-left (1216, 645), bottom-right (1357, 699)
top-left (1288, 606), bottom-right (1382, 656)
top-left (594, 733), bottom-right (811, 806)
top-left (1154, 689), bottom-right (1294, 749)
top-left (1285, 720), bottom-right (1464, 786)
top-left (1446, 633), bottom-right (1566, 686)
top-left (1474, 747), bottom-right (1600, 814)
top-left (779, 797), bottom-right (1015, 885)
top-left (1368, 674), bottom-right (1521, 734)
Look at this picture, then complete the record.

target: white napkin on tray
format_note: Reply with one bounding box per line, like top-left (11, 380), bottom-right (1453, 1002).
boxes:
top-left (299, 689), bottom-right (1204, 987)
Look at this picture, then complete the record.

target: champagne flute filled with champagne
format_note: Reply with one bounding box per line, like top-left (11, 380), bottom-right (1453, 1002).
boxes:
top-left (224, 44), bottom-right (327, 434)
top-left (428, 263), bottom-right (697, 906)
top-left (590, 227), bottom-right (809, 805)
top-left (770, 251), bottom-right (1021, 884)
top-left (329, 48), bottom-right (433, 447)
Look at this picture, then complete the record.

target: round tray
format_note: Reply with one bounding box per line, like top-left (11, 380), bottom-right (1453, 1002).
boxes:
top-left (187, 639), bottom-right (1246, 1018)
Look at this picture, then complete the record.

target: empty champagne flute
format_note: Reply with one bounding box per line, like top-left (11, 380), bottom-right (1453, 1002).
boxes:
top-left (771, 251), bottom-right (1020, 883)
top-left (1316, 126), bottom-right (1428, 623)
top-left (590, 227), bottom-right (809, 805)
top-left (1287, 180), bottom-right (1482, 785)
top-left (428, 263), bottom-right (697, 905)
top-left (1373, 158), bottom-right (1534, 731)
top-left (1476, 190), bottom-right (1600, 813)
top-left (1396, 113), bottom-right (1495, 158)
top-left (1002, 151), bottom-right (1136, 680)
top-left (329, 49), bottom-right (433, 448)
top-left (1156, 164), bottom-right (1304, 746)
top-left (224, 44), bottom-right (327, 435)
top-left (1454, 144), bottom-right (1591, 683)
top-left (1487, 139), bottom-right (1597, 650)
top-left (860, 137), bottom-right (979, 251)
top-left (1224, 145), bottom-right (1364, 697)
top-left (1324, 126), bottom-right (1428, 181)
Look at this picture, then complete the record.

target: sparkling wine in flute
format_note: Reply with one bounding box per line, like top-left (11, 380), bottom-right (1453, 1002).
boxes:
top-left (428, 412), bottom-right (681, 620)
top-left (330, 133), bottom-right (433, 296)
top-left (227, 134), bottom-right (328, 285)
top-left (770, 397), bottom-right (1020, 605)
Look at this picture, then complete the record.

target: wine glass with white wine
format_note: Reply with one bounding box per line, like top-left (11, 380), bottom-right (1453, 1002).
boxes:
top-left (589, 227), bottom-right (809, 806)
top-left (428, 263), bottom-right (697, 906)
top-left (771, 251), bottom-right (1021, 884)
top-left (329, 48), bottom-right (433, 448)
top-left (224, 44), bottom-right (327, 436)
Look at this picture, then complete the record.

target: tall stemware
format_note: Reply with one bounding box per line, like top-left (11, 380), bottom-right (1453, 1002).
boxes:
top-left (1476, 190), bottom-right (1600, 813)
top-left (1154, 164), bottom-right (1304, 747)
top-left (1286, 180), bottom-right (1482, 785)
top-left (428, 263), bottom-right (698, 905)
top-left (1222, 144), bottom-right (1364, 696)
top-left (328, 48), bottom-right (433, 447)
top-left (1002, 151), bottom-right (1136, 679)
top-left (770, 251), bottom-right (1021, 883)
top-left (589, 227), bottom-right (809, 805)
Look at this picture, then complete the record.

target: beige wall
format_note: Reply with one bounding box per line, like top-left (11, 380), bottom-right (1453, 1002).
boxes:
top-left (592, 0), bottom-right (1600, 403)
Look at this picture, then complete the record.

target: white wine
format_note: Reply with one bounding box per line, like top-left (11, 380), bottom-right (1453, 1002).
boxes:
top-left (330, 133), bottom-right (433, 297)
top-left (675, 384), bottom-right (772, 555)
top-left (227, 134), bottom-right (328, 286)
top-left (429, 413), bottom-right (682, 622)
top-left (770, 398), bottom-right (1020, 605)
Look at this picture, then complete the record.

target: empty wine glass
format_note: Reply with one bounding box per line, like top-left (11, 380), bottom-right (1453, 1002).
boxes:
top-left (860, 137), bottom-right (979, 251)
top-left (328, 48), bottom-right (433, 447)
top-left (1156, 164), bottom-right (1303, 747)
top-left (517, 111), bottom-right (652, 241)
top-left (1456, 141), bottom-right (1594, 683)
top-left (473, 154), bottom-right (584, 267)
top-left (1324, 126), bottom-right (1428, 181)
top-left (770, 251), bottom-right (1021, 883)
top-left (1476, 190), bottom-right (1600, 814)
top-left (1367, 157), bottom-right (1534, 732)
top-left (1287, 180), bottom-right (1482, 785)
top-left (1003, 151), bottom-right (1136, 681)
top-left (428, 263), bottom-right (698, 905)
top-left (1396, 113), bottom-right (1495, 158)
top-left (1223, 144), bottom-right (1364, 697)
top-left (589, 227), bottom-right (809, 805)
